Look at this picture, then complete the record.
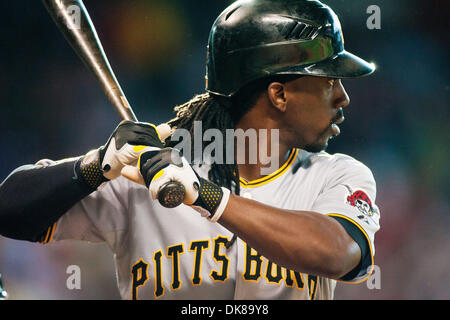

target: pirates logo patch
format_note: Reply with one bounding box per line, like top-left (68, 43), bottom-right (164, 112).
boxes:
top-left (344, 185), bottom-right (379, 225)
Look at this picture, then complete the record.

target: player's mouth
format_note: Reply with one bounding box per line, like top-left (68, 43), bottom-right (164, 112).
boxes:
top-left (330, 109), bottom-right (345, 138)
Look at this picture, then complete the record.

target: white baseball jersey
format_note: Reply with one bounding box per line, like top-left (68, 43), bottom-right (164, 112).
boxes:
top-left (42, 148), bottom-right (380, 300)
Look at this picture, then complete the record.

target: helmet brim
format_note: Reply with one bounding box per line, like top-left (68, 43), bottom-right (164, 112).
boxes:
top-left (279, 50), bottom-right (376, 79)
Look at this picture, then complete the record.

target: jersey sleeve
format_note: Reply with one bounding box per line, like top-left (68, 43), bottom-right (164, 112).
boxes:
top-left (49, 176), bottom-right (132, 252)
top-left (310, 154), bottom-right (381, 283)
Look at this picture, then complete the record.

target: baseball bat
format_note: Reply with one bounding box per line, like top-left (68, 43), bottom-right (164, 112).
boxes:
top-left (42, 0), bottom-right (185, 208)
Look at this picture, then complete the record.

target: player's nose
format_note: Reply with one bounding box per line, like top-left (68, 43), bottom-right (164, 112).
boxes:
top-left (334, 80), bottom-right (350, 109)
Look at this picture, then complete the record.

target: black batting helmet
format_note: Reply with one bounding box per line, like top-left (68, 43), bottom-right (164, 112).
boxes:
top-left (206, 0), bottom-right (375, 97)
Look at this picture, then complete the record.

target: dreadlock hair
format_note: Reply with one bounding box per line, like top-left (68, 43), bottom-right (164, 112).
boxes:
top-left (165, 74), bottom-right (302, 196)
top-left (166, 93), bottom-right (242, 195)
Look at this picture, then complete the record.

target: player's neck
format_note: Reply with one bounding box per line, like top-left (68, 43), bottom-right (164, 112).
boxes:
top-left (235, 117), bottom-right (291, 182)
top-left (237, 149), bottom-right (291, 182)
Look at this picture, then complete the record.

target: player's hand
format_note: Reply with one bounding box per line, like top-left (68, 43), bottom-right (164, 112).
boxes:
top-left (78, 121), bottom-right (164, 189)
top-left (126, 148), bottom-right (231, 221)
top-left (99, 121), bottom-right (164, 180)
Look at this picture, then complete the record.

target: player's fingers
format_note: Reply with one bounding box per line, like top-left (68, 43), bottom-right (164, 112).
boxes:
top-left (126, 123), bottom-right (173, 145)
top-left (115, 145), bottom-right (160, 168)
top-left (156, 123), bottom-right (173, 141)
top-left (121, 165), bottom-right (146, 186)
top-left (148, 158), bottom-right (199, 205)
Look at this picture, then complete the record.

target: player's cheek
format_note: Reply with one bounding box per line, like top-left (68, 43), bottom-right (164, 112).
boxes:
top-left (309, 111), bottom-right (330, 137)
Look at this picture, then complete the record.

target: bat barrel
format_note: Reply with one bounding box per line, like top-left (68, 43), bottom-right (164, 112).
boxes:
top-left (108, 87), bottom-right (138, 121)
top-left (43, 0), bottom-right (184, 208)
top-left (42, 0), bottom-right (137, 121)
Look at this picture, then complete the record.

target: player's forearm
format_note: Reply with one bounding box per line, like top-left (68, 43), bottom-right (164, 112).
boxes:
top-left (133, 147), bottom-right (361, 279)
top-left (219, 195), bottom-right (361, 279)
top-left (0, 122), bottom-right (164, 242)
top-left (0, 159), bottom-right (95, 242)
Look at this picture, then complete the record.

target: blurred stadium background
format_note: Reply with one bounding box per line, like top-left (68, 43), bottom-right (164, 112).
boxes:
top-left (0, 0), bottom-right (448, 299)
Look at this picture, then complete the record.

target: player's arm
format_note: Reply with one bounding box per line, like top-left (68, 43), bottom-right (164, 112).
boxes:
top-left (135, 148), bottom-right (366, 280)
top-left (0, 159), bottom-right (94, 242)
top-left (219, 196), bottom-right (361, 279)
top-left (0, 121), bottom-right (162, 242)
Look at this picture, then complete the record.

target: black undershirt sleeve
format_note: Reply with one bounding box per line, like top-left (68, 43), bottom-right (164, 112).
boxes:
top-left (0, 158), bottom-right (96, 242)
top-left (330, 216), bottom-right (372, 281)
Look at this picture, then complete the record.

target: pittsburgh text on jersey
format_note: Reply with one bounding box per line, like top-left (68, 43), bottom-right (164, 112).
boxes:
top-left (130, 235), bottom-right (318, 300)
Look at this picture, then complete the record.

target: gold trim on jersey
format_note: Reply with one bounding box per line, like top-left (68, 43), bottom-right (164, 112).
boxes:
top-left (239, 149), bottom-right (298, 188)
top-left (327, 213), bottom-right (375, 284)
top-left (39, 222), bottom-right (57, 245)
top-left (130, 258), bottom-right (149, 300)
top-left (210, 235), bottom-right (231, 283)
top-left (307, 275), bottom-right (318, 300)
top-left (153, 250), bottom-right (165, 298)
top-left (189, 239), bottom-right (210, 286)
top-left (242, 243), bottom-right (264, 282)
top-left (264, 260), bottom-right (283, 285)
top-left (284, 268), bottom-right (305, 290)
top-left (167, 243), bottom-right (185, 291)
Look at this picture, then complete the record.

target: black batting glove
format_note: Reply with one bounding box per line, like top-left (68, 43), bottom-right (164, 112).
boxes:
top-left (77, 120), bottom-right (164, 189)
top-left (137, 148), bottom-right (231, 221)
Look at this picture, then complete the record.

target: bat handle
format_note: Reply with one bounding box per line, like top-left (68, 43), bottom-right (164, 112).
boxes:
top-left (121, 124), bottom-right (187, 208)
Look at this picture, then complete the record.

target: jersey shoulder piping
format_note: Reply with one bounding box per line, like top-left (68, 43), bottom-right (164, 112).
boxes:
top-left (239, 149), bottom-right (299, 188)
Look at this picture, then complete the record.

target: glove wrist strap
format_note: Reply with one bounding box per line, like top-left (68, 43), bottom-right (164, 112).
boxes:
top-left (77, 149), bottom-right (109, 190)
top-left (193, 178), bottom-right (230, 222)
top-left (208, 187), bottom-right (230, 223)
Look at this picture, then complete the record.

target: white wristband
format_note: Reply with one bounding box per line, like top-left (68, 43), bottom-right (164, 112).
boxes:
top-left (208, 187), bottom-right (231, 223)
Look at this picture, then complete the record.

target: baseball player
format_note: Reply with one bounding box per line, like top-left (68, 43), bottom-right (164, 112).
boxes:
top-left (0, 0), bottom-right (380, 300)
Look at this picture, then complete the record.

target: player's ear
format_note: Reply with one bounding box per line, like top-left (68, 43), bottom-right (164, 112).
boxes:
top-left (267, 82), bottom-right (287, 113)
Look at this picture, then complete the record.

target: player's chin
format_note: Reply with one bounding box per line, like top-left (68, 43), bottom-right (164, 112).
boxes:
top-left (303, 131), bottom-right (335, 153)
top-left (303, 141), bottom-right (329, 153)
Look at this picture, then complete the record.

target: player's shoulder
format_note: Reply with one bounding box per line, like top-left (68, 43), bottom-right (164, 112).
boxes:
top-left (294, 149), bottom-right (374, 177)
top-left (315, 151), bottom-right (369, 168)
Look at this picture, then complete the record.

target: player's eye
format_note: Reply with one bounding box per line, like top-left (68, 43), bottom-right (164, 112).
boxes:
top-left (327, 79), bottom-right (336, 87)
